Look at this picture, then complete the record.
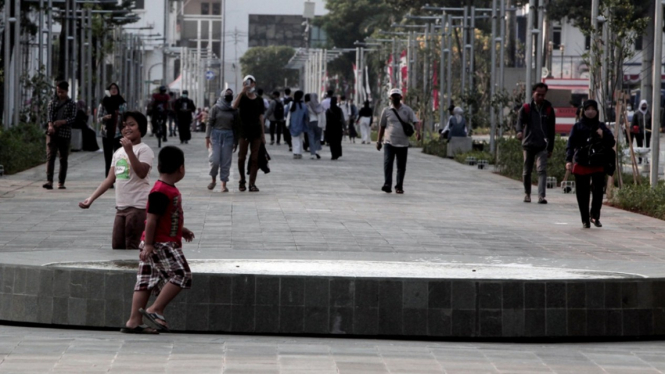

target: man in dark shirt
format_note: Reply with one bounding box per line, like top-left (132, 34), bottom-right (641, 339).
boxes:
top-left (232, 75), bottom-right (266, 192)
top-left (44, 81), bottom-right (77, 190)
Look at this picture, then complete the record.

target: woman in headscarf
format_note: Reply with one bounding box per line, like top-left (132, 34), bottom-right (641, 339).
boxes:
top-left (287, 90), bottom-right (309, 159)
top-left (305, 93), bottom-right (324, 159)
top-left (445, 106), bottom-right (467, 141)
top-left (206, 88), bottom-right (239, 192)
top-left (565, 100), bottom-right (615, 229)
top-left (631, 99), bottom-right (651, 150)
top-left (357, 100), bottom-right (373, 144)
top-left (73, 100), bottom-right (99, 152)
top-left (325, 96), bottom-right (345, 160)
top-left (97, 83), bottom-right (127, 178)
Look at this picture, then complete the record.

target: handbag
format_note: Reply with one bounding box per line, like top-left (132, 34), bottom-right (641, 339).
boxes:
top-left (391, 108), bottom-right (415, 137)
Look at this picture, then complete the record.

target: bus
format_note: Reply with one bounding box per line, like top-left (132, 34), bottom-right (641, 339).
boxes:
top-left (541, 78), bottom-right (589, 135)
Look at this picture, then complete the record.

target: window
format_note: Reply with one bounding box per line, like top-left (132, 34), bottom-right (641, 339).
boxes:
top-left (635, 36), bottom-right (643, 51)
top-left (212, 2), bottom-right (221, 15)
top-left (585, 35), bottom-right (590, 50)
top-left (201, 2), bottom-right (209, 15)
top-left (133, 0), bottom-right (144, 10)
top-left (552, 26), bottom-right (561, 50)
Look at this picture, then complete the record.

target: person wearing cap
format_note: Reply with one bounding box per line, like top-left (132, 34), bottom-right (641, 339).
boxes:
top-left (232, 75), bottom-right (266, 192)
top-left (565, 100), bottom-right (615, 229)
top-left (174, 90), bottom-right (196, 144)
top-left (376, 88), bottom-right (420, 194)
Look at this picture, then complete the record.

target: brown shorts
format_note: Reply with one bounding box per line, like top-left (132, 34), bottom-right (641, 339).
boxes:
top-left (112, 207), bottom-right (146, 250)
top-left (134, 241), bottom-right (192, 296)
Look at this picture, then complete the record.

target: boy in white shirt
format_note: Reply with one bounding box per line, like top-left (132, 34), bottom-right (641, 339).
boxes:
top-left (79, 111), bottom-right (154, 249)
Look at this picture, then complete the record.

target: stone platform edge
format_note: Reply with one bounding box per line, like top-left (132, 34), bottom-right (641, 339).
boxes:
top-left (1, 263), bottom-right (665, 338)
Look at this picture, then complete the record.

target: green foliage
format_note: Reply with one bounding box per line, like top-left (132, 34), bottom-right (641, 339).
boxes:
top-left (422, 139), bottom-right (447, 158)
top-left (548, 0), bottom-right (650, 31)
top-left (240, 46), bottom-right (299, 92)
top-left (610, 183), bottom-right (665, 220)
top-left (0, 123), bottom-right (46, 175)
top-left (316, 0), bottom-right (393, 52)
top-left (454, 150), bottom-right (495, 165)
top-left (495, 137), bottom-right (568, 184)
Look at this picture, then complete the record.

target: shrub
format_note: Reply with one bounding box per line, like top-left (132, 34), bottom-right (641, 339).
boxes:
top-left (454, 150), bottom-right (495, 165)
top-left (0, 123), bottom-right (46, 175)
top-left (609, 183), bottom-right (665, 220)
top-left (422, 139), bottom-right (447, 158)
top-left (495, 137), bottom-right (568, 184)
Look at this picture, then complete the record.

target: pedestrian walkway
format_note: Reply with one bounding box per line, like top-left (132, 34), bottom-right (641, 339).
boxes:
top-left (1, 132), bottom-right (664, 274)
top-left (1, 324), bottom-right (664, 374)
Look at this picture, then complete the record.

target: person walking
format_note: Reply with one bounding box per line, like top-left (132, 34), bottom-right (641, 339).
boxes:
top-left (148, 86), bottom-right (170, 143)
top-left (516, 83), bottom-right (556, 204)
top-left (326, 97), bottom-right (345, 160)
top-left (287, 90), bottom-right (309, 159)
top-left (305, 93), bottom-right (324, 159)
top-left (175, 90), bottom-right (196, 144)
top-left (167, 91), bottom-right (177, 137)
top-left (233, 75), bottom-right (266, 192)
top-left (98, 83), bottom-right (127, 178)
top-left (265, 91), bottom-right (285, 145)
top-left (320, 90), bottom-right (333, 144)
top-left (206, 89), bottom-right (239, 193)
top-left (357, 100), bottom-right (373, 144)
top-left (631, 99), bottom-right (651, 150)
top-left (44, 81), bottom-right (77, 190)
top-left (376, 88), bottom-right (420, 194)
top-left (281, 88), bottom-right (293, 151)
top-left (565, 100), bottom-right (615, 229)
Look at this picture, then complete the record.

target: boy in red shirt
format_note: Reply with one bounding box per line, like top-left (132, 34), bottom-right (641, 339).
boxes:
top-left (121, 146), bottom-right (195, 334)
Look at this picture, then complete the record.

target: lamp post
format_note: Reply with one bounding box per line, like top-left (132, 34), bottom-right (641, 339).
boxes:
top-left (560, 44), bottom-right (565, 78)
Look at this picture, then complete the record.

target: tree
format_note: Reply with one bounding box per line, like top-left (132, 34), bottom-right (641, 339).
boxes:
top-left (240, 46), bottom-right (299, 92)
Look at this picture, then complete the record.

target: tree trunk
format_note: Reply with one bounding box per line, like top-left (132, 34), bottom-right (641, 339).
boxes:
top-left (640, 0), bottom-right (655, 106)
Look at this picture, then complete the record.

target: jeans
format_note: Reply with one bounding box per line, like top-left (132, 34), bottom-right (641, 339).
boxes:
top-left (523, 149), bottom-right (548, 198)
top-left (46, 135), bottom-right (71, 184)
top-left (574, 172), bottom-right (606, 224)
top-left (384, 143), bottom-right (408, 189)
top-left (307, 121), bottom-right (322, 155)
top-left (209, 129), bottom-right (234, 182)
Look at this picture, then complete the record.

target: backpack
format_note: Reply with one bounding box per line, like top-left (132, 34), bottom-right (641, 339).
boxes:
top-left (273, 100), bottom-right (285, 121)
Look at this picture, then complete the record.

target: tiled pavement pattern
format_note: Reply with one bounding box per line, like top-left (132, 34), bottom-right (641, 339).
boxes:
top-left (1, 325), bottom-right (665, 374)
top-left (1, 132), bottom-right (665, 271)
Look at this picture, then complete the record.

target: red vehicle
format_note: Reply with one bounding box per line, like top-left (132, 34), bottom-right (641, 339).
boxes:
top-left (541, 78), bottom-right (589, 135)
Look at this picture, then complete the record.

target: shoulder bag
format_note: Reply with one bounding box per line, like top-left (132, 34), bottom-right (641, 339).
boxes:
top-left (391, 108), bottom-right (415, 137)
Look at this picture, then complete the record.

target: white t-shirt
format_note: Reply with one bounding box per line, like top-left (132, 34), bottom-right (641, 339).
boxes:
top-left (112, 142), bottom-right (154, 209)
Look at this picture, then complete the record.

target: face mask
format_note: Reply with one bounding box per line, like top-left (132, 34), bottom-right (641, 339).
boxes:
top-left (224, 95), bottom-right (233, 102)
top-left (182, 94), bottom-right (188, 99)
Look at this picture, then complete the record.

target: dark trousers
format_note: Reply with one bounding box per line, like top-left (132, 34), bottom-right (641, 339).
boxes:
top-left (384, 143), bottom-right (408, 189)
top-left (523, 149), bottom-right (548, 198)
top-left (270, 120), bottom-right (280, 143)
top-left (46, 135), bottom-right (71, 184)
top-left (574, 172), bottom-right (606, 224)
top-left (178, 119), bottom-right (192, 142)
top-left (237, 137), bottom-right (261, 185)
top-left (102, 136), bottom-right (121, 178)
top-left (274, 121), bottom-right (291, 147)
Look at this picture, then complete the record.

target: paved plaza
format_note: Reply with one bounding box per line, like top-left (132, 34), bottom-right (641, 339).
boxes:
top-left (2, 324), bottom-right (665, 374)
top-left (1, 133), bottom-right (665, 275)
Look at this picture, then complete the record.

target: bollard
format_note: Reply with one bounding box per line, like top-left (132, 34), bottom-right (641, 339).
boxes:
top-left (465, 156), bottom-right (477, 166)
top-left (477, 160), bottom-right (488, 170)
top-left (546, 176), bottom-right (557, 189)
top-left (561, 181), bottom-right (575, 194)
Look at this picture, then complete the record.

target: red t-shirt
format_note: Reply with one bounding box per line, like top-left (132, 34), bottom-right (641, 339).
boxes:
top-left (141, 180), bottom-right (183, 246)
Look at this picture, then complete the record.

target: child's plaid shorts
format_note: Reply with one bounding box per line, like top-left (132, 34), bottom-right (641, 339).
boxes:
top-left (135, 241), bottom-right (192, 295)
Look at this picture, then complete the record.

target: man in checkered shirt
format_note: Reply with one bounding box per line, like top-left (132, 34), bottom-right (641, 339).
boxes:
top-left (44, 81), bottom-right (77, 190)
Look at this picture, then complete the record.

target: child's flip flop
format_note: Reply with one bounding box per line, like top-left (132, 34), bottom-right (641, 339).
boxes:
top-left (139, 308), bottom-right (170, 332)
top-left (120, 324), bottom-right (159, 334)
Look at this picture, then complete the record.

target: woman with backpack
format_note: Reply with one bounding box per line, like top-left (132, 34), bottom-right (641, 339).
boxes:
top-left (565, 100), bottom-right (615, 229)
